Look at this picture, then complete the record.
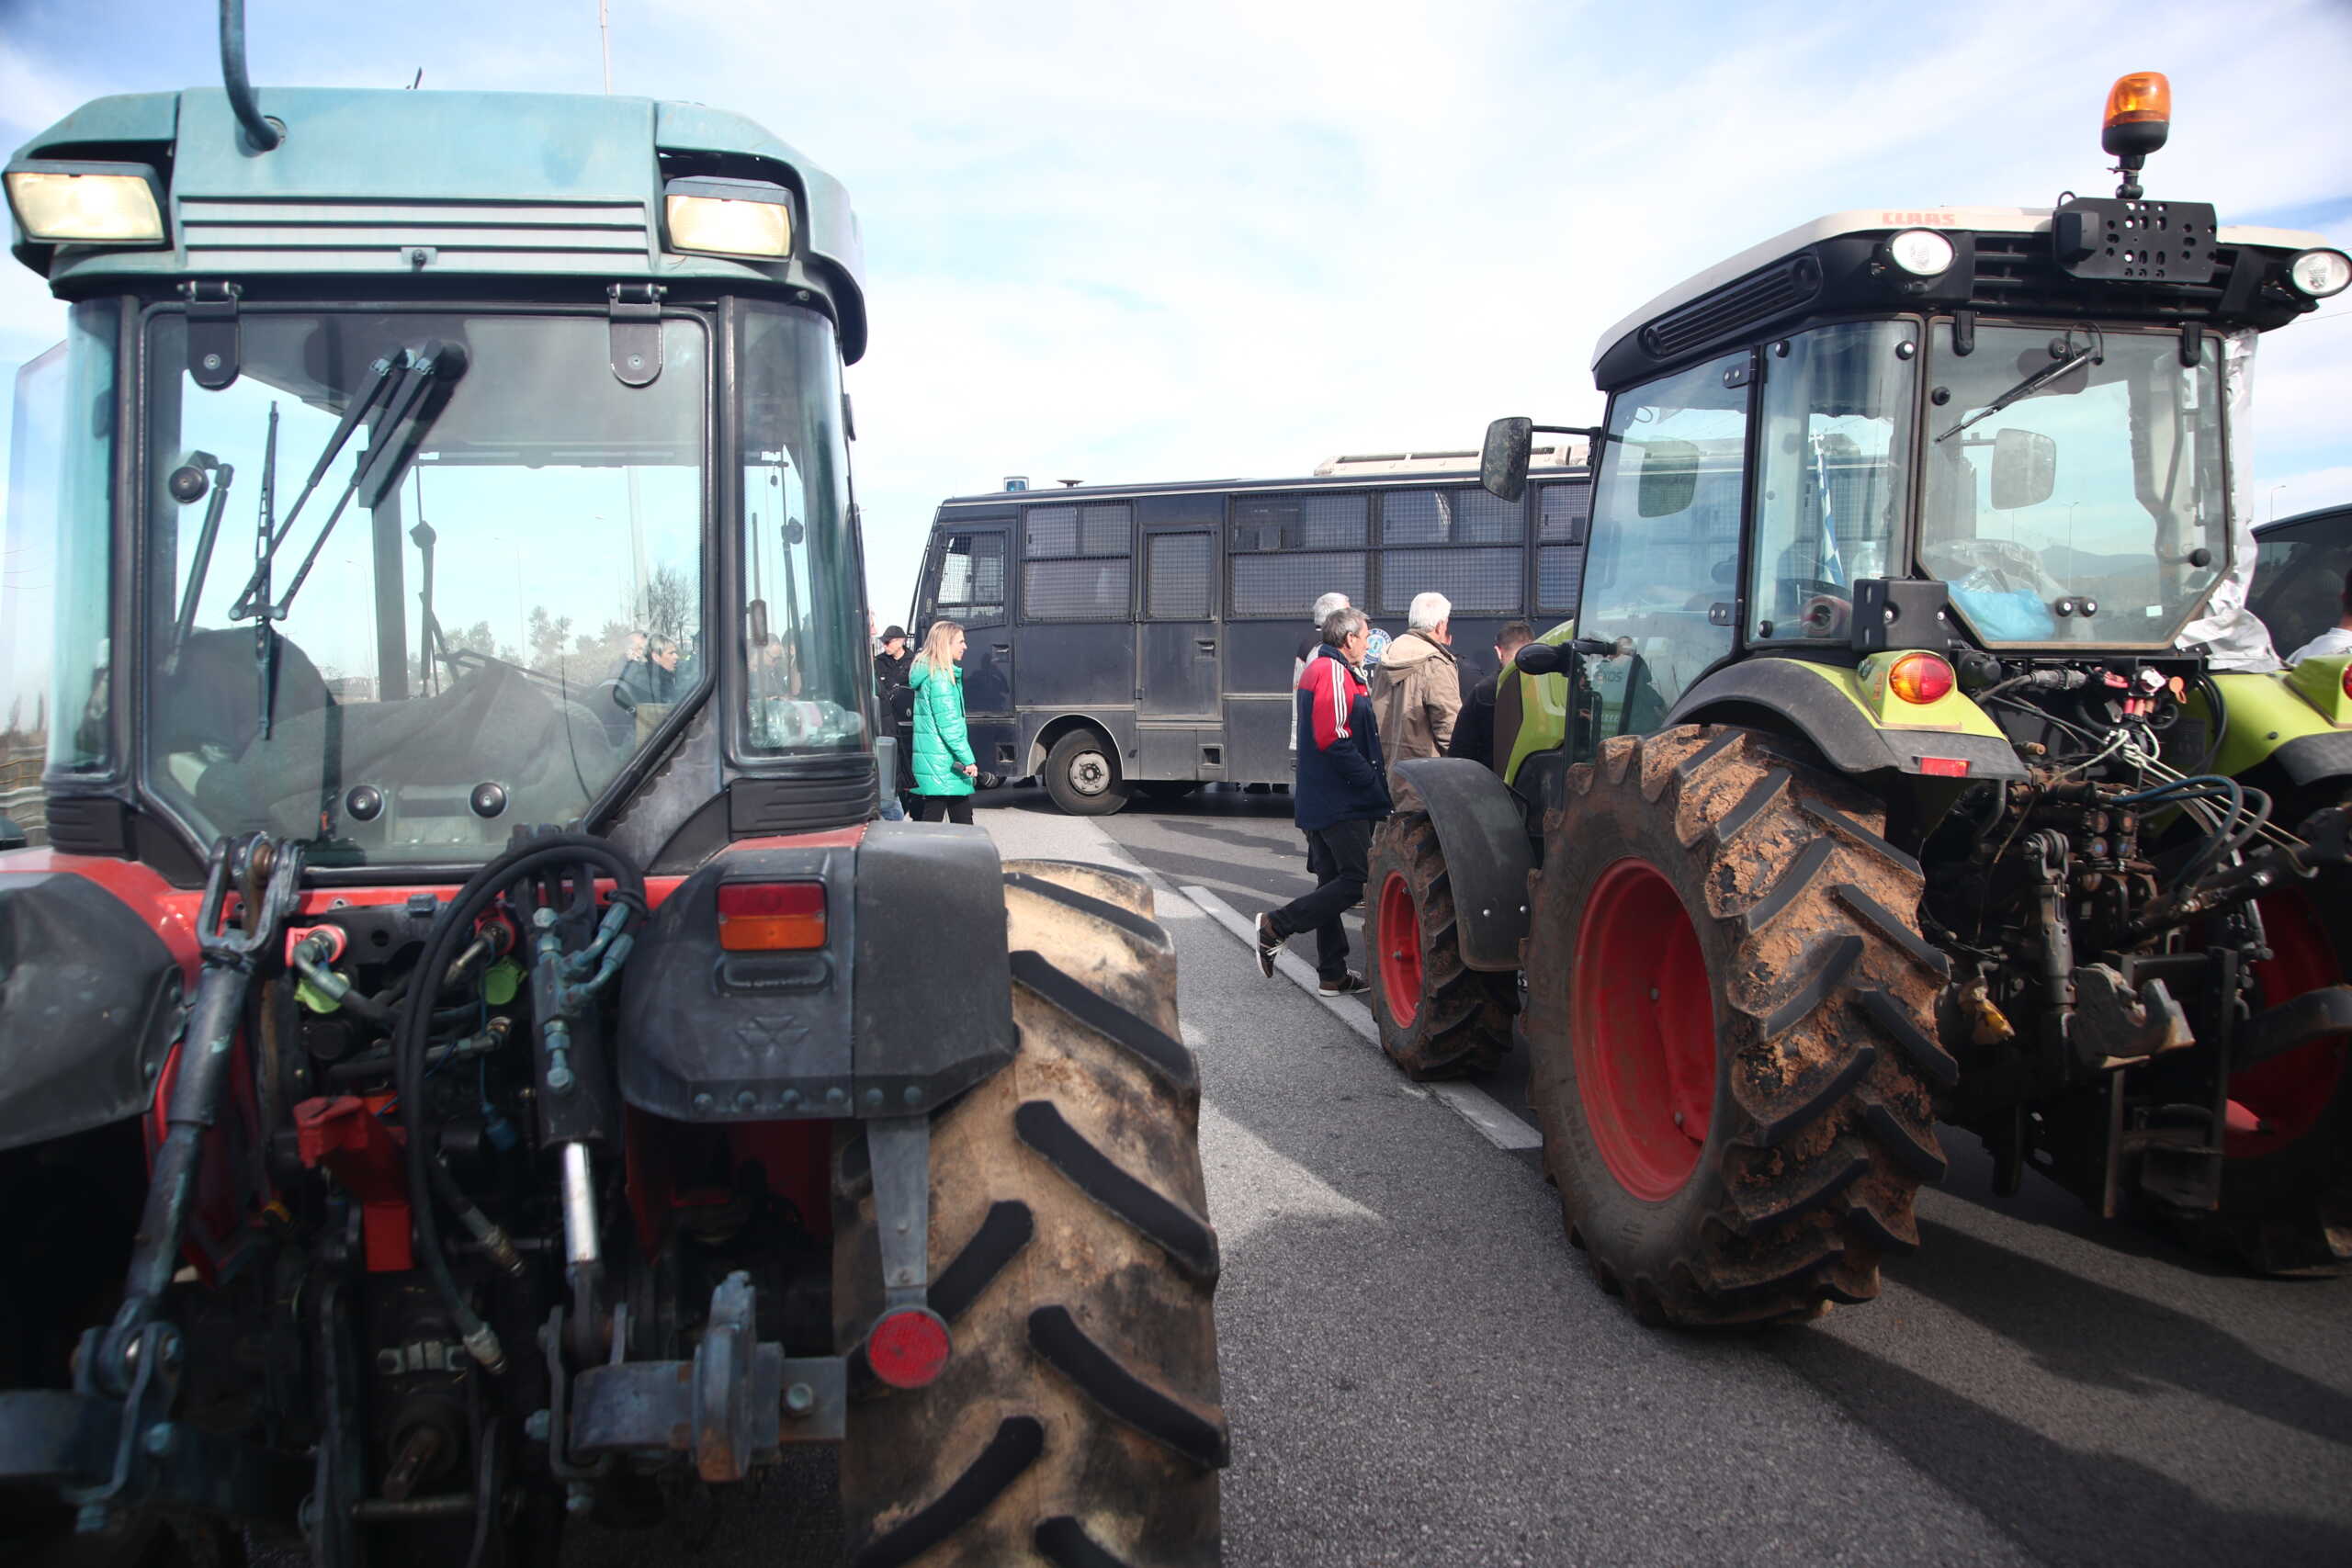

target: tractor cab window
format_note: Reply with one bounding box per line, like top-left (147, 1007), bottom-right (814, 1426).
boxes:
top-left (143, 309), bottom-right (706, 864)
top-left (1579, 350), bottom-right (1751, 739)
top-left (1750, 321), bottom-right (1917, 641)
top-left (1919, 322), bottom-right (2226, 648)
top-left (737, 303), bottom-right (868, 757)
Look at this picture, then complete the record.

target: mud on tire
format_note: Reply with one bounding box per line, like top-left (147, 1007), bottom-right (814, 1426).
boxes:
top-left (1522, 726), bottom-right (1951, 1326)
top-left (836, 859), bottom-right (1225, 1565)
top-left (1366, 811), bottom-right (1513, 1079)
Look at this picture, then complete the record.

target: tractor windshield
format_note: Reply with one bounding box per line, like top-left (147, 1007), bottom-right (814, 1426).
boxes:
top-left (1918, 321), bottom-right (2227, 648)
top-left (144, 307), bottom-right (714, 864)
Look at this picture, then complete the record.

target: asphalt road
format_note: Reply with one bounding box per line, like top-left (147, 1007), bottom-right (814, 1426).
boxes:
top-left (577, 782), bottom-right (2352, 1567)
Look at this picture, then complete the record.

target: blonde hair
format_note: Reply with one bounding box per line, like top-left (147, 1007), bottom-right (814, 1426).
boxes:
top-left (917, 620), bottom-right (965, 674)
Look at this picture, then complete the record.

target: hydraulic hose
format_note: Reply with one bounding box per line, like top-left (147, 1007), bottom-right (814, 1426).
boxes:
top-left (394, 833), bottom-right (647, 1372)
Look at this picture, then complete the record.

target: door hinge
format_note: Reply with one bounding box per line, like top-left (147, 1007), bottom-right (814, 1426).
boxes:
top-left (181, 281), bottom-right (243, 390)
top-left (607, 282), bottom-right (666, 387)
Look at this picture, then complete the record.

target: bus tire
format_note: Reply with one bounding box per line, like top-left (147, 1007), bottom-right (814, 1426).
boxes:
top-left (1522, 726), bottom-right (1947, 1326)
top-left (1043, 730), bottom-right (1131, 817)
top-left (1366, 812), bottom-right (1512, 1079)
top-left (837, 861), bottom-right (1224, 1566)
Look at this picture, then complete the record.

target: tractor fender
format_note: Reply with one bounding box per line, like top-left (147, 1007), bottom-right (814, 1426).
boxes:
top-left (2204, 668), bottom-right (2352, 786)
top-left (0, 874), bottom-right (183, 1154)
top-left (1665, 660), bottom-right (2027, 782)
top-left (1389, 758), bottom-right (1534, 974)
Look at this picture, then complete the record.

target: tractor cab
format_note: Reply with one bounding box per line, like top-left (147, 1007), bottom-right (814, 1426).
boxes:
top-left (1484, 73), bottom-right (2349, 782)
top-left (3, 86), bottom-right (877, 877)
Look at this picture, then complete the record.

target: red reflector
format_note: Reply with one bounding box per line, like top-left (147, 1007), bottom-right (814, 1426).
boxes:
top-left (866, 1307), bottom-right (952, 1389)
top-left (1918, 757), bottom-right (1971, 777)
top-left (2341, 664), bottom-right (2352, 701)
top-left (716, 880), bottom-right (826, 951)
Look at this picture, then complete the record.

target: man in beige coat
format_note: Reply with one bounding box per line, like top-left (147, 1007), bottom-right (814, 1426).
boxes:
top-left (1369, 591), bottom-right (1462, 787)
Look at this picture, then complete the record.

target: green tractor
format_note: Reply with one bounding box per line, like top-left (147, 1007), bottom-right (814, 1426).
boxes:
top-left (1366, 73), bottom-right (2352, 1324)
top-left (0, 8), bottom-right (1224, 1564)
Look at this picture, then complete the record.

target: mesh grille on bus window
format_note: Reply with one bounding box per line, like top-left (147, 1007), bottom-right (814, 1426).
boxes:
top-left (1537, 483), bottom-right (1589, 543)
top-left (1537, 545), bottom-right (1584, 612)
top-left (1380, 491), bottom-right (1448, 545)
top-left (1453, 487), bottom-right (1523, 544)
top-left (1025, 506), bottom-right (1079, 558)
top-left (1379, 548), bottom-right (1521, 615)
top-left (1230, 492), bottom-right (1368, 551)
top-left (1081, 504), bottom-right (1133, 556)
top-left (938, 534), bottom-right (1007, 622)
top-left (1023, 558), bottom-right (1131, 621)
top-left (1146, 534), bottom-right (1213, 619)
top-left (1231, 551), bottom-right (1367, 618)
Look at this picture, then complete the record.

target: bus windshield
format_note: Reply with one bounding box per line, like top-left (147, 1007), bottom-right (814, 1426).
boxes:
top-left (1919, 322), bottom-right (2227, 648)
top-left (145, 308), bottom-right (707, 864)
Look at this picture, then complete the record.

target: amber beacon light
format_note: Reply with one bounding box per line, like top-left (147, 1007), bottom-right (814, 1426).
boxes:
top-left (2101, 73), bottom-right (2172, 200)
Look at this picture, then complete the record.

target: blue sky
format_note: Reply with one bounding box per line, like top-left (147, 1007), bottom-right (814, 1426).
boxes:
top-left (2, 0), bottom-right (2347, 623)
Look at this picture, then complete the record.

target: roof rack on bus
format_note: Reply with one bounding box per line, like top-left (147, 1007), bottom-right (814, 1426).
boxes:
top-left (1314, 442), bottom-right (1586, 476)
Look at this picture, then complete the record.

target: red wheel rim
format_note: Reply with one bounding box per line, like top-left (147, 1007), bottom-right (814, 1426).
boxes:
top-left (2230, 891), bottom-right (2349, 1158)
top-left (1572, 858), bottom-right (1715, 1202)
top-left (1377, 872), bottom-right (1422, 1029)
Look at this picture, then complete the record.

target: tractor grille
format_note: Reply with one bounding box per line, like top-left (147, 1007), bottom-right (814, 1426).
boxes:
top-left (1641, 254), bottom-right (1824, 362)
top-left (177, 197), bottom-right (652, 274)
top-left (1969, 231), bottom-right (2240, 320)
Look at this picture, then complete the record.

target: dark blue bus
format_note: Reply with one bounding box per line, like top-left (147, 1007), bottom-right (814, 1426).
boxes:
top-left (911, 455), bottom-right (1592, 812)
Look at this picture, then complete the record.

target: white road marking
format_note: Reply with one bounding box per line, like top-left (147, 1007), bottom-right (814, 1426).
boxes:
top-left (1177, 884), bottom-right (1544, 1154)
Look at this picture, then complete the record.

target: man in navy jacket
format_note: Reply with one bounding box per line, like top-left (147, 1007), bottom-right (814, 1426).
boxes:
top-left (1257, 605), bottom-right (1390, 994)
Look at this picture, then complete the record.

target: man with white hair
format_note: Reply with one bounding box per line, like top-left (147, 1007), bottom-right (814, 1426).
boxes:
top-left (1289, 591), bottom-right (1352, 757)
top-left (1367, 590), bottom-right (1462, 786)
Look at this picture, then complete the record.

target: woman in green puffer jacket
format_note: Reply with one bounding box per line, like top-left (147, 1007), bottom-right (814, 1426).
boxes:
top-left (908, 620), bottom-right (978, 823)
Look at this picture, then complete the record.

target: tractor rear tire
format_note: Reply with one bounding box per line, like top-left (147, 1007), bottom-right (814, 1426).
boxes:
top-left (1522, 726), bottom-right (1950, 1326)
top-left (1043, 731), bottom-right (1131, 818)
top-left (837, 859), bottom-right (1224, 1566)
top-left (2190, 877), bottom-right (2352, 1274)
top-left (1366, 812), bottom-right (1513, 1079)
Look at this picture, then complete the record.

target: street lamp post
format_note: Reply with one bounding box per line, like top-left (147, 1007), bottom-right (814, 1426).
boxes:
top-left (2270, 483), bottom-right (2288, 523)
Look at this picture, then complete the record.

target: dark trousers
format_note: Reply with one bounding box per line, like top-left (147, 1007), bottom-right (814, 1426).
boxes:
top-left (919, 795), bottom-right (974, 826)
top-left (1267, 816), bottom-right (1374, 983)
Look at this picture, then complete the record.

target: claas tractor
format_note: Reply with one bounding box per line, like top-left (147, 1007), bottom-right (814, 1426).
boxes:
top-left (0, 11), bottom-right (1224, 1564)
top-left (1367, 72), bottom-right (2352, 1325)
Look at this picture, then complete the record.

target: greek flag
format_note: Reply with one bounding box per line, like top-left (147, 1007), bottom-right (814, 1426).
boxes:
top-left (1812, 437), bottom-right (1845, 588)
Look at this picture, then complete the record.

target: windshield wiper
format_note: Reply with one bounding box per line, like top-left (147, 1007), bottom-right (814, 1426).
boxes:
top-left (1936, 326), bottom-right (2102, 445)
top-left (163, 450), bottom-right (233, 676)
top-left (229, 341), bottom-right (468, 625)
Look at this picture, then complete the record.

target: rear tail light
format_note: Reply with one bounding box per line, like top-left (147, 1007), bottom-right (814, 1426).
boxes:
top-left (2340, 663), bottom-right (2352, 702)
top-left (865, 1306), bottom-right (952, 1389)
top-left (1888, 652), bottom-right (1955, 705)
top-left (716, 880), bottom-right (827, 951)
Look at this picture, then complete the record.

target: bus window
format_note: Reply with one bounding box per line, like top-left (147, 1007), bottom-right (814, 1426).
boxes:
top-left (1022, 502), bottom-right (1131, 621)
top-left (932, 532), bottom-right (1005, 626)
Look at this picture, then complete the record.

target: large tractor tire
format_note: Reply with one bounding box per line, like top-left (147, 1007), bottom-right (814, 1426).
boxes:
top-left (837, 858), bottom-right (1225, 1566)
top-left (1043, 731), bottom-right (1132, 818)
top-left (1521, 726), bottom-right (1950, 1326)
top-left (1365, 812), bottom-right (1513, 1079)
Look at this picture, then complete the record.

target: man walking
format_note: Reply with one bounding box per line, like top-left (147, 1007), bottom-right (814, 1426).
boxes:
top-left (874, 626), bottom-right (916, 810)
top-left (1447, 619), bottom-right (1535, 772)
top-left (1289, 591), bottom-right (1351, 761)
top-left (1367, 591), bottom-right (1462, 786)
top-left (1257, 605), bottom-right (1388, 996)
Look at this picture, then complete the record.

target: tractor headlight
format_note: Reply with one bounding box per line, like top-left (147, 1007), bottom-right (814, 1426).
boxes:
top-left (2287, 248), bottom-right (2351, 299)
top-left (4, 160), bottom-right (165, 244)
top-left (1886, 228), bottom-right (1955, 276)
top-left (662, 176), bottom-right (794, 260)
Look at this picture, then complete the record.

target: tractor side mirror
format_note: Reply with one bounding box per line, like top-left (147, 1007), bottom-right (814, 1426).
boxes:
top-left (1989, 428), bottom-right (2058, 511)
top-left (1636, 439), bottom-right (1701, 518)
top-left (1514, 641), bottom-right (1566, 675)
top-left (1480, 417), bottom-right (1534, 502)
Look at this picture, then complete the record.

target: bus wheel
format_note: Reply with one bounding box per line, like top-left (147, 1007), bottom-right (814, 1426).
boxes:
top-left (1366, 812), bottom-right (1512, 1079)
top-left (1044, 730), bottom-right (1131, 817)
top-left (1522, 726), bottom-right (1947, 1326)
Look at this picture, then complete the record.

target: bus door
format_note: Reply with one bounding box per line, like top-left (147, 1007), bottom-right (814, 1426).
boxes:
top-left (922, 525), bottom-right (1012, 716)
top-left (1137, 525), bottom-right (1219, 720)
